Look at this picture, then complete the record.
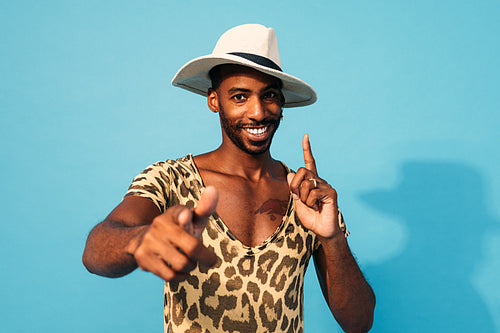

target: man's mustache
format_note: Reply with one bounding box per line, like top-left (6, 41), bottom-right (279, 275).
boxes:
top-left (235, 118), bottom-right (280, 129)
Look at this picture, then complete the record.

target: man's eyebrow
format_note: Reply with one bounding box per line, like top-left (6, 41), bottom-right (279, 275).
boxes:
top-left (228, 87), bottom-right (252, 93)
top-left (227, 84), bottom-right (281, 94)
top-left (263, 84), bottom-right (281, 91)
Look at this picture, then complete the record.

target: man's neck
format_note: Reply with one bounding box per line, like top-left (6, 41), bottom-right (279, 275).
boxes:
top-left (197, 144), bottom-right (281, 182)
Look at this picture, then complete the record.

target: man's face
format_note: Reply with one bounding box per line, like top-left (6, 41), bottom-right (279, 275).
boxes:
top-left (209, 66), bottom-right (284, 155)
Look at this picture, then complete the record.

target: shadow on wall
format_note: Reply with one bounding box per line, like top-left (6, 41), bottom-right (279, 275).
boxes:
top-left (360, 161), bottom-right (498, 333)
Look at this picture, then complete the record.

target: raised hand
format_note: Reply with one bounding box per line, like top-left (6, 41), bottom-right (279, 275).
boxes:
top-left (127, 186), bottom-right (219, 281)
top-left (287, 134), bottom-right (342, 239)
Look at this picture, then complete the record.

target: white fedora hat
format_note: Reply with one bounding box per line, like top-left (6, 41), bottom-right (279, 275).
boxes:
top-left (171, 24), bottom-right (317, 108)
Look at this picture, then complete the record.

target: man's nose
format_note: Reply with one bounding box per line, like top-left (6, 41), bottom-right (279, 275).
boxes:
top-left (247, 97), bottom-right (266, 121)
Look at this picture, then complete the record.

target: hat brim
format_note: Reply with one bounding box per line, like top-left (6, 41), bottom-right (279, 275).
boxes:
top-left (171, 54), bottom-right (317, 108)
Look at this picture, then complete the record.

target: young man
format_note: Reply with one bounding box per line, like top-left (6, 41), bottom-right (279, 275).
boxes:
top-left (83, 24), bottom-right (375, 332)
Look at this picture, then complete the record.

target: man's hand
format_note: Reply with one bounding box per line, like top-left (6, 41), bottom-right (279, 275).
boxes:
top-left (288, 135), bottom-right (375, 331)
top-left (287, 134), bottom-right (342, 240)
top-left (126, 186), bottom-right (219, 281)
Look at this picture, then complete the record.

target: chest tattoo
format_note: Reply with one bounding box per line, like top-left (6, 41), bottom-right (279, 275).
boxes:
top-left (254, 199), bottom-right (288, 221)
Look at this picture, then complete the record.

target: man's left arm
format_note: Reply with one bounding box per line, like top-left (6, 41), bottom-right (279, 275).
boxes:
top-left (287, 134), bottom-right (375, 333)
top-left (313, 231), bottom-right (375, 333)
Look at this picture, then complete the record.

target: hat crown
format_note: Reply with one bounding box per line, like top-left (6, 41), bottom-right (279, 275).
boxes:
top-left (212, 24), bottom-right (282, 68)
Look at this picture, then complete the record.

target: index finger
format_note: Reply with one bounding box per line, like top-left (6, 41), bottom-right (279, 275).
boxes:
top-left (169, 226), bottom-right (217, 268)
top-left (158, 207), bottom-right (218, 267)
top-left (302, 134), bottom-right (318, 175)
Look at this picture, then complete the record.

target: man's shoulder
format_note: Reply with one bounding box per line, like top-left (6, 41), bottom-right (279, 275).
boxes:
top-left (276, 159), bottom-right (293, 173)
top-left (137, 154), bottom-right (196, 176)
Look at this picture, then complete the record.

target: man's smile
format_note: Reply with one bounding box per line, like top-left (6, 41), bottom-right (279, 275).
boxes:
top-left (243, 126), bottom-right (269, 137)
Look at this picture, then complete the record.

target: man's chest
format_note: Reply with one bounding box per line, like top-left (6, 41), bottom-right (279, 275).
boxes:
top-left (204, 175), bottom-right (291, 247)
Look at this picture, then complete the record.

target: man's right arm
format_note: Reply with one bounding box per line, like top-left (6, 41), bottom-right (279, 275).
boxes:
top-left (82, 187), bottom-right (219, 281)
top-left (82, 196), bottom-right (159, 278)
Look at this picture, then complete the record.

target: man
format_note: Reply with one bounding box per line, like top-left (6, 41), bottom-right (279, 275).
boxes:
top-left (83, 24), bottom-right (375, 332)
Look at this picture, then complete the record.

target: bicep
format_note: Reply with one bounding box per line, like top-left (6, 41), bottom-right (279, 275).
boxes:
top-left (105, 196), bottom-right (162, 227)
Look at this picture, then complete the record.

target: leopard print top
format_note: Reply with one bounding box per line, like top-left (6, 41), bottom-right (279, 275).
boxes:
top-left (124, 155), bottom-right (349, 333)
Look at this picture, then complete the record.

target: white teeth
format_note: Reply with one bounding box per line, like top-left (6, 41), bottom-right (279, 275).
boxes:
top-left (245, 127), bottom-right (268, 135)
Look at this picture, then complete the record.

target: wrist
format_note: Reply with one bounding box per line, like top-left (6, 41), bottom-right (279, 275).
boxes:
top-left (317, 232), bottom-right (349, 254)
top-left (125, 225), bottom-right (149, 256)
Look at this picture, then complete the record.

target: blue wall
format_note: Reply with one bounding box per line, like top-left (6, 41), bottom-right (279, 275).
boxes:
top-left (2, 1), bottom-right (499, 332)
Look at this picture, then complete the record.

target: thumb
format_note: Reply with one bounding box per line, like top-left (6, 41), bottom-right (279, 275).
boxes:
top-left (287, 172), bottom-right (314, 217)
top-left (287, 173), bottom-right (299, 201)
top-left (195, 186), bottom-right (219, 219)
top-left (191, 186), bottom-right (219, 237)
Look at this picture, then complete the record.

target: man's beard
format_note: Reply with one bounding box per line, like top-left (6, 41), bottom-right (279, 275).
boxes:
top-left (219, 108), bottom-right (282, 156)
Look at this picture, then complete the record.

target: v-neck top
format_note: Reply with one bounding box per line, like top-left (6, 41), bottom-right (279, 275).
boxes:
top-left (124, 154), bottom-right (347, 333)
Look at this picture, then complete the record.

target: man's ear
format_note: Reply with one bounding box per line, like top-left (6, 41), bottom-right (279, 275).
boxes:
top-left (207, 88), bottom-right (219, 113)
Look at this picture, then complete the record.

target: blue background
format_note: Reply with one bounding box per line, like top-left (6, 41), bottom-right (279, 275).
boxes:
top-left (1, 1), bottom-right (499, 332)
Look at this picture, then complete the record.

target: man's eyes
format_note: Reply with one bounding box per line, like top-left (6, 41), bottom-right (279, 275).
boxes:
top-left (231, 94), bottom-right (246, 101)
top-left (263, 91), bottom-right (278, 100)
top-left (230, 91), bottom-right (279, 102)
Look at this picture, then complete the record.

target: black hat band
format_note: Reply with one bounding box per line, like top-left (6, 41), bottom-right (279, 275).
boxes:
top-left (229, 52), bottom-right (282, 72)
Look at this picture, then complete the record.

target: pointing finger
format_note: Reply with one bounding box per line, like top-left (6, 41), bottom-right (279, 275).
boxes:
top-left (302, 134), bottom-right (318, 175)
top-left (177, 207), bottom-right (194, 235)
